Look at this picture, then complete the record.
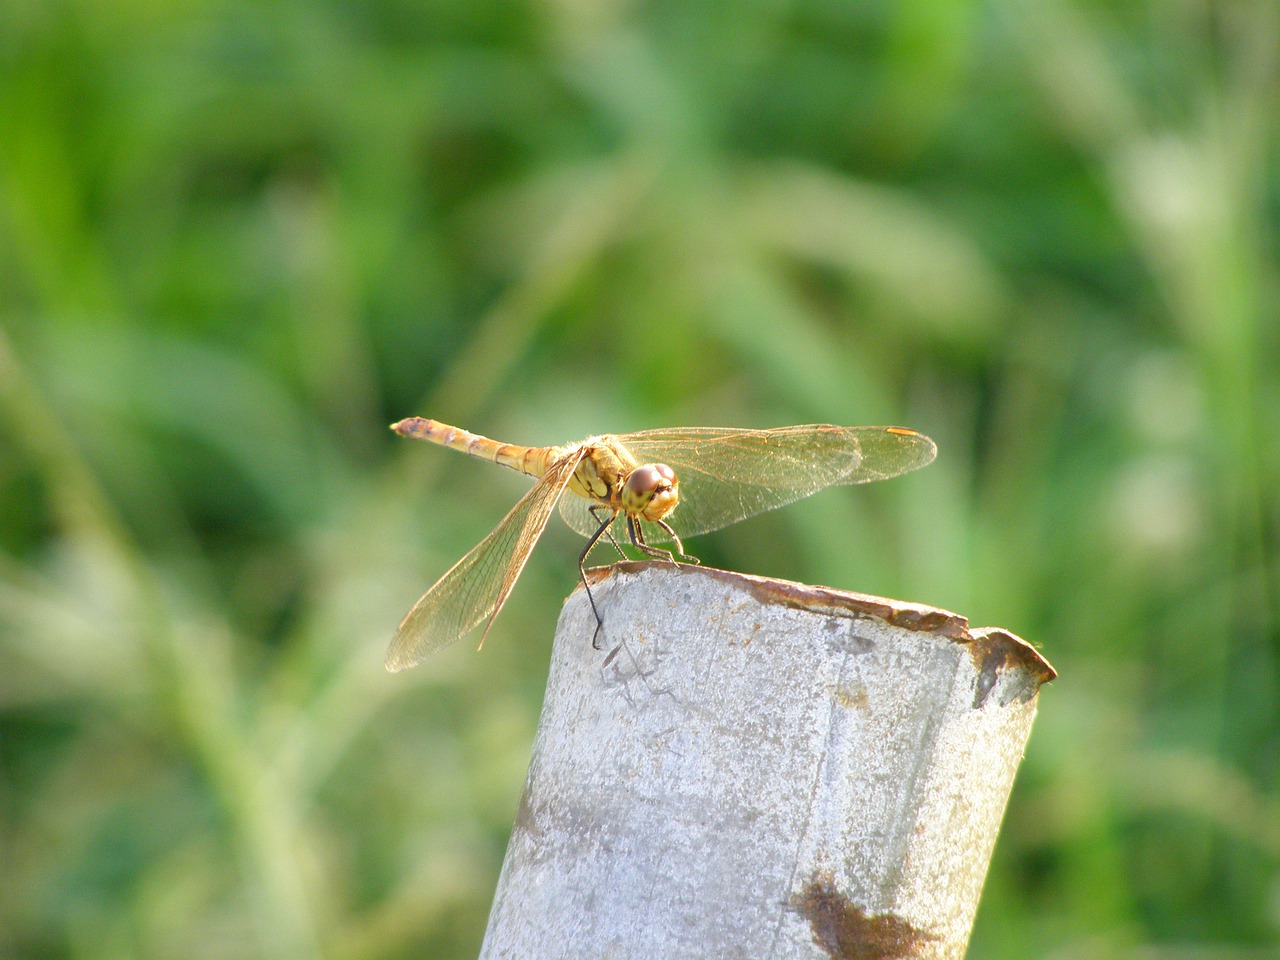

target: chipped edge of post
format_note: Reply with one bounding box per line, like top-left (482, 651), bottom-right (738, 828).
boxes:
top-left (584, 561), bottom-right (1057, 687)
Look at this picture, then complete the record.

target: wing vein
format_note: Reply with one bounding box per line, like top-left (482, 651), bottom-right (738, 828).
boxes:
top-left (386, 446), bottom-right (587, 671)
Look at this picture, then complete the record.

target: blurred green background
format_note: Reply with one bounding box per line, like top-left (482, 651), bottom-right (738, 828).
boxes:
top-left (1, 0), bottom-right (1277, 957)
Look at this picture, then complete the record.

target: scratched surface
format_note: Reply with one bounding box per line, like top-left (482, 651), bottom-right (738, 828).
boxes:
top-left (480, 563), bottom-right (1054, 960)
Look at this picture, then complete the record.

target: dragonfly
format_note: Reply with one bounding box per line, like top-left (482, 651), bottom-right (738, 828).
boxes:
top-left (386, 417), bottom-right (936, 671)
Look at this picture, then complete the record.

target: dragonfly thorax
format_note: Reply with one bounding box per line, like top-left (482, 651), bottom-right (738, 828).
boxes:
top-left (570, 438), bottom-right (680, 523)
top-left (621, 462), bottom-right (679, 522)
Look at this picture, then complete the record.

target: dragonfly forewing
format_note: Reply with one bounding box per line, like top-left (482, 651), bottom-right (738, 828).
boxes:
top-left (386, 445), bottom-right (587, 671)
top-left (558, 425), bottom-right (936, 541)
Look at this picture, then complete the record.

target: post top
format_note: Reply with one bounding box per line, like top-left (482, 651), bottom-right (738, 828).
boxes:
top-left (583, 561), bottom-right (1057, 686)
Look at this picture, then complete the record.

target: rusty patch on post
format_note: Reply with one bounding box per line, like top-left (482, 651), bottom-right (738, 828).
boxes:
top-left (791, 873), bottom-right (937, 959)
top-left (587, 562), bottom-right (970, 638)
top-left (586, 563), bottom-right (1057, 689)
top-left (743, 575), bottom-right (971, 640)
top-left (968, 627), bottom-right (1057, 707)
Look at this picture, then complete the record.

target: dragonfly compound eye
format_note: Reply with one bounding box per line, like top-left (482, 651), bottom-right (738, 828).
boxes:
top-left (623, 463), bottom-right (679, 521)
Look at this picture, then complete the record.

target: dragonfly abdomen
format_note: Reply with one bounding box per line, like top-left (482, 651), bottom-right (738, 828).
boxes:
top-left (392, 417), bottom-right (556, 478)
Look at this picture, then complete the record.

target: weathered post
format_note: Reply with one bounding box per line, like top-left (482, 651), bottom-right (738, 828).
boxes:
top-left (479, 562), bottom-right (1055, 959)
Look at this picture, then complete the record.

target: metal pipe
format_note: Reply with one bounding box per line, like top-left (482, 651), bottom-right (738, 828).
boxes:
top-left (480, 562), bottom-right (1055, 959)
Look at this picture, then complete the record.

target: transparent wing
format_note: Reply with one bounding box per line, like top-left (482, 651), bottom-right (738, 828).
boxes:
top-left (560, 424), bottom-right (935, 541)
top-left (558, 494), bottom-right (624, 544)
top-left (386, 446), bottom-right (587, 671)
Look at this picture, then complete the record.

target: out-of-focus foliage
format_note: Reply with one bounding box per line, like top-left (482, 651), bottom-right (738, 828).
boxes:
top-left (1, 0), bottom-right (1277, 957)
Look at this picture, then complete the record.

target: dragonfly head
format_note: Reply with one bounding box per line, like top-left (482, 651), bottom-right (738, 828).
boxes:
top-left (622, 463), bottom-right (679, 522)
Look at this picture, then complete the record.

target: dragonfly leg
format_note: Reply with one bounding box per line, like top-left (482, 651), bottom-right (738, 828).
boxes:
top-left (626, 515), bottom-right (689, 567)
top-left (654, 519), bottom-right (699, 565)
top-left (590, 505), bottom-right (627, 559)
top-left (626, 515), bottom-right (653, 554)
top-left (579, 511), bottom-right (618, 650)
